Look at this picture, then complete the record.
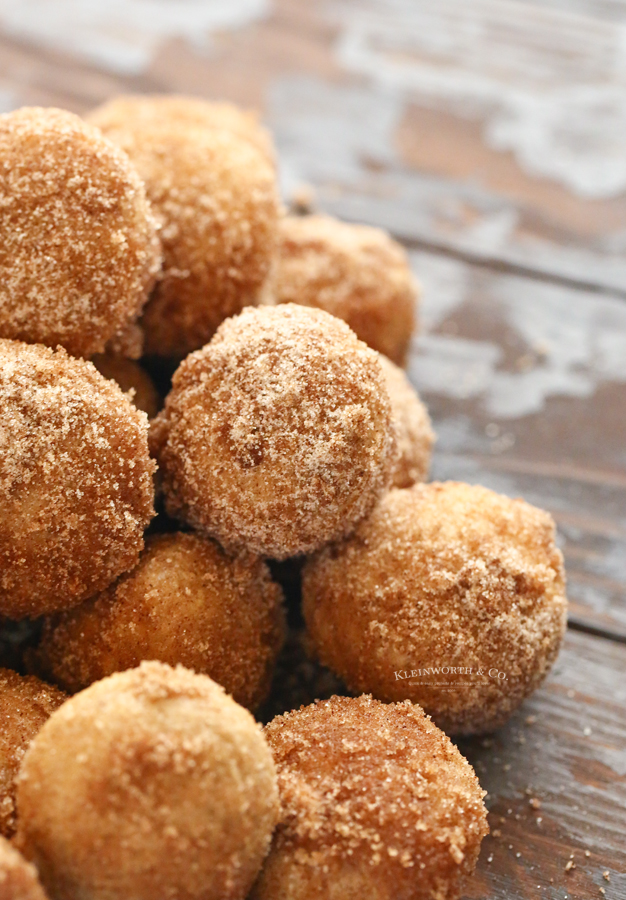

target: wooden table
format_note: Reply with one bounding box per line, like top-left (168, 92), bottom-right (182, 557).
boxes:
top-left (0, 1), bottom-right (624, 896)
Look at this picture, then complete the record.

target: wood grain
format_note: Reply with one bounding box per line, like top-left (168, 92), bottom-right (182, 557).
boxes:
top-left (460, 629), bottom-right (626, 899)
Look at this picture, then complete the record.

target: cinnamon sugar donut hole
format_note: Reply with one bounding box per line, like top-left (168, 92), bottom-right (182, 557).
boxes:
top-left (16, 662), bottom-right (279, 900)
top-left (88, 95), bottom-right (280, 359)
top-left (88, 95), bottom-right (275, 164)
top-left (0, 107), bottom-right (161, 359)
top-left (91, 353), bottom-right (160, 418)
top-left (0, 836), bottom-right (49, 900)
top-left (303, 483), bottom-right (567, 735)
top-left (0, 340), bottom-right (155, 619)
top-left (153, 305), bottom-right (394, 559)
top-left (266, 214), bottom-right (418, 366)
top-left (379, 355), bottom-right (434, 488)
top-left (0, 670), bottom-right (66, 839)
top-left (252, 695), bottom-right (488, 900)
top-left (33, 533), bottom-right (285, 710)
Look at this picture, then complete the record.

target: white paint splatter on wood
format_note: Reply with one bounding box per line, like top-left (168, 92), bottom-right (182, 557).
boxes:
top-left (411, 251), bottom-right (626, 418)
top-left (269, 70), bottom-right (626, 292)
top-left (332, 0), bottom-right (626, 197)
top-left (0, 0), bottom-right (269, 74)
top-left (271, 75), bottom-right (403, 200)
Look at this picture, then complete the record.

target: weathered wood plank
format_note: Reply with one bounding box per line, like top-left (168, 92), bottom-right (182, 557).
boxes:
top-left (0, 0), bottom-right (625, 287)
top-left (410, 249), bottom-right (626, 637)
top-left (460, 629), bottom-right (626, 899)
top-left (269, 0), bottom-right (626, 289)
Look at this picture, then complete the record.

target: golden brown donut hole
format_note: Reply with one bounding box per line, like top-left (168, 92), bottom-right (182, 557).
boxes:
top-left (0, 340), bottom-right (155, 619)
top-left (88, 95), bottom-right (280, 359)
top-left (252, 695), bottom-right (488, 900)
top-left (379, 354), bottom-right (434, 488)
top-left (33, 532), bottom-right (285, 710)
top-left (154, 304), bottom-right (395, 559)
top-left (16, 662), bottom-right (279, 900)
top-left (91, 353), bottom-right (161, 419)
top-left (0, 835), bottom-right (50, 900)
top-left (0, 107), bottom-right (161, 359)
top-left (0, 669), bottom-right (66, 839)
top-left (303, 482), bottom-right (567, 735)
top-left (266, 214), bottom-right (418, 366)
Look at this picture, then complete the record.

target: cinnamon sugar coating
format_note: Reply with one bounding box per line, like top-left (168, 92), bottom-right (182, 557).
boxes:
top-left (0, 340), bottom-right (155, 619)
top-left (303, 483), bottom-right (567, 735)
top-left (91, 353), bottom-right (160, 418)
top-left (16, 662), bottom-right (279, 900)
top-left (380, 355), bottom-right (434, 488)
top-left (0, 107), bottom-right (161, 359)
top-left (0, 670), bottom-right (66, 839)
top-left (88, 95), bottom-right (280, 359)
top-left (0, 836), bottom-right (49, 900)
top-left (251, 695), bottom-right (488, 900)
top-left (266, 215), bottom-right (418, 366)
top-left (103, 319), bottom-right (144, 360)
top-left (153, 305), bottom-right (395, 559)
top-left (34, 533), bottom-right (285, 710)
top-left (88, 95), bottom-right (275, 164)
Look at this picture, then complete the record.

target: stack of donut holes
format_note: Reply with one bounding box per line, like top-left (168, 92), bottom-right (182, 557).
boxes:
top-left (0, 96), bottom-right (567, 900)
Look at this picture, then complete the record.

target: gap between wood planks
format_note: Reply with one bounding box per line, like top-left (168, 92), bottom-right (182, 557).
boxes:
top-left (568, 617), bottom-right (626, 647)
top-left (386, 230), bottom-right (626, 304)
